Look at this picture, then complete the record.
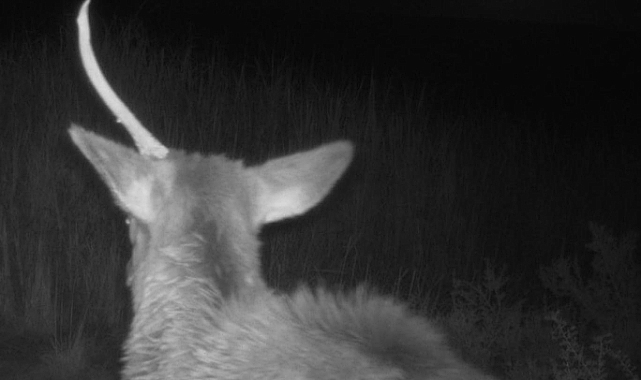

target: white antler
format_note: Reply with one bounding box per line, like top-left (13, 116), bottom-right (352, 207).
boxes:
top-left (77, 0), bottom-right (168, 159)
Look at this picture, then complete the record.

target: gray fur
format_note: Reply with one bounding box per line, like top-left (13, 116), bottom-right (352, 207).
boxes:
top-left (69, 126), bottom-right (494, 380)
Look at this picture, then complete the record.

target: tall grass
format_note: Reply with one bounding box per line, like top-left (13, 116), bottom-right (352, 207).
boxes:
top-left (0, 18), bottom-right (638, 378)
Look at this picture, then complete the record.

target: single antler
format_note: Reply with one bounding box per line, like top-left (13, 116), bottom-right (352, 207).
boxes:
top-left (77, 0), bottom-right (169, 158)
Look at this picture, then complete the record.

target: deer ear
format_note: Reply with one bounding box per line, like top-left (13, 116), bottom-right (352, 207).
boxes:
top-left (69, 124), bottom-right (160, 223)
top-left (247, 141), bottom-right (353, 225)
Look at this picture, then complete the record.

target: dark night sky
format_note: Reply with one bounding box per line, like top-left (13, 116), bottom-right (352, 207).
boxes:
top-left (2, 0), bottom-right (641, 34)
top-left (2, 0), bottom-right (638, 133)
top-left (2, 0), bottom-right (639, 152)
top-left (2, 0), bottom-right (639, 140)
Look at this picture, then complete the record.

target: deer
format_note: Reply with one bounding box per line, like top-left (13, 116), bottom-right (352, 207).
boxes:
top-left (68, 1), bottom-right (496, 379)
